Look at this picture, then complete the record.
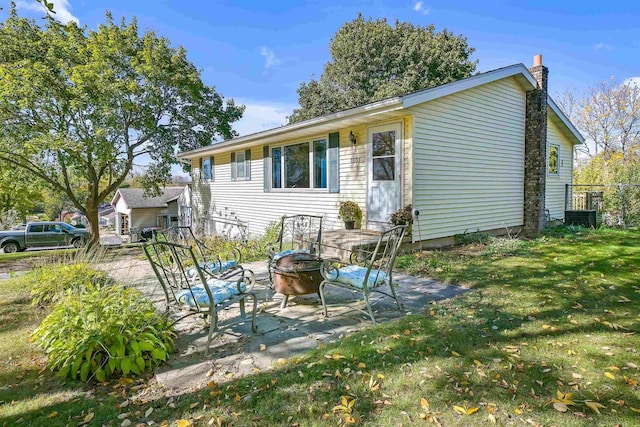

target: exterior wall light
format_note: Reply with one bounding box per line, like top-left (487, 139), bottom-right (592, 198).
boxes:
top-left (349, 131), bottom-right (357, 146)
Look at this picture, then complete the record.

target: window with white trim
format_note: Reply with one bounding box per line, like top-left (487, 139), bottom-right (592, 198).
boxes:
top-left (200, 156), bottom-right (213, 180)
top-left (271, 138), bottom-right (327, 189)
top-left (232, 149), bottom-right (251, 181)
top-left (549, 145), bottom-right (559, 175)
top-left (236, 151), bottom-right (245, 179)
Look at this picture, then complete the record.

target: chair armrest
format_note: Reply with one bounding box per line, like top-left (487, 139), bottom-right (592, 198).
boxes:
top-left (320, 259), bottom-right (350, 281)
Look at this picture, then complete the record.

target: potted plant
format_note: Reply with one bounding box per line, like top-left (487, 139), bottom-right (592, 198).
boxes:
top-left (338, 201), bottom-right (362, 230)
top-left (390, 205), bottom-right (414, 233)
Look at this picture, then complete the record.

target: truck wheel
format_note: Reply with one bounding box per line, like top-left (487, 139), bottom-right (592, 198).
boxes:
top-left (2, 242), bottom-right (19, 253)
top-left (72, 238), bottom-right (87, 248)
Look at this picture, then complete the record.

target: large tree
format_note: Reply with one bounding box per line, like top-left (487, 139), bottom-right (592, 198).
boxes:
top-left (289, 14), bottom-right (477, 123)
top-left (0, 7), bottom-right (243, 247)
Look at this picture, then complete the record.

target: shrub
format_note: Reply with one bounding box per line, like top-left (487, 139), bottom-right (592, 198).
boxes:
top-left (26, 262), bottom-right (113, 307)
top-left (32, 285), bottom-right (175, 382)
top-left (201, 220), bottom-right (281, 262)
top-left (455, 229), bottom-right (493, 245)
top-left (390, 205), bottom-right (414, 226)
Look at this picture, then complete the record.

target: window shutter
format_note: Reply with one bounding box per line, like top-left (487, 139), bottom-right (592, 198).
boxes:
top-left (328, 132), bottom-right (340, 193)
top-left (263, 146), bottom-right (270, 192)
top-left (199, 158), bottom-right (203, 181)
top-left (245, 149), bottom-right (251, 180)
top-left (231, 152), bottom-right (237, 181)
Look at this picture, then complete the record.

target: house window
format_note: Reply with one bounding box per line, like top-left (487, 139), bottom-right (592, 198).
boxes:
top-left (549, 145), bottom-right (559, 175)
top-left (271, 138), bottom-right (327, 190)
top-left (314, 139), bottom-right (327, 188)
top-left (231, 149), bottom-right (251, 181)
top-left (236, 151), bottom-right (245, 179)
top-left (200, 156), bottom-right (214, 180)
top-left (272, 147), bottom-right (282, 189)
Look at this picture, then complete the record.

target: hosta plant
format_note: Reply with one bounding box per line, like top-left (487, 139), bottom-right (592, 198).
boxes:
top-left (33, 285), bottom-right (175, 382)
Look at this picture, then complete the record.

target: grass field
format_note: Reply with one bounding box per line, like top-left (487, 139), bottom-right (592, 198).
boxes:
top-left (0, 227), bottom-right (638, 426)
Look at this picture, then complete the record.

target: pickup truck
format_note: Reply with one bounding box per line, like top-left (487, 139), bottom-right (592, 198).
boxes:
top-left (0, 222), bottom-right (89, 253)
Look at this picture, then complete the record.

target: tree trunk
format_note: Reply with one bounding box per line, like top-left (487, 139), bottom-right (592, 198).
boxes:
top-left (85, 205), bottom-right (101, 249)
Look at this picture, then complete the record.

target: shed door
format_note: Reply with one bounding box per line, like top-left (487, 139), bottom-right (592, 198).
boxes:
top-left (367, 123), bottom-right (402, 225)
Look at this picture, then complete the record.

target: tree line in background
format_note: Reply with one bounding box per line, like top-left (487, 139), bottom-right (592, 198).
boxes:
top-left (558, 79), bottom-right (640, 226)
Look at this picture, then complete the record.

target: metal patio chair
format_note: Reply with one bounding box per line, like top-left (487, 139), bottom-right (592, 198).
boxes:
top-left (143, 241), bottom-right (257, 356)
top-left (157, 225), bottom-right (254, 286)
top-left (318, 225), bottom-right (407, 324)
top-left (267, 214), bottom-right (323, 276)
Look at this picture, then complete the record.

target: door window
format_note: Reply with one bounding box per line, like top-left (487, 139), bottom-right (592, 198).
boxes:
top-left (372, 130), bottom-right (396, 181)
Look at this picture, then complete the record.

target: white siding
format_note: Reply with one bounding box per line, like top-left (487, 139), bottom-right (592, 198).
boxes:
top-left (190, 120), bottom-right (412, 237)
top-left (409, 77), bottom-right (527, 240)
top-left (546, 119), bottom-right (574, 220)
top-left (191, 131), bottom-right (366, 237)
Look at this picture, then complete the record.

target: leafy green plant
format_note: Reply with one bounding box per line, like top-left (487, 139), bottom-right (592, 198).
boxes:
top-left (338, 201), bottom-right (362, 222)
top-left (32, 285), bottom-right (175, 382)
top-left (389, 204), bottom-right (413, 226)
top-left (455, 229), bottom-right (492, 245)
top-left (201, 220), bottom-right (281, 262)
top-left (25, 262), bottom-right (113, 307)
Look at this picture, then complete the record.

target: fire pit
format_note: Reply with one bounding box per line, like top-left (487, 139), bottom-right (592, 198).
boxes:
top-left (272, 252), bottom-right (323, 307)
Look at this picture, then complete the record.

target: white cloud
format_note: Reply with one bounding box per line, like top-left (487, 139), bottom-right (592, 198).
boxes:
top-left (233, 99), bottom-right (297, 136)
top-left (15, 0), bottom-right (79, 25)
top-left (260, 46), bottom-right (282, 70)
top-left (593, 42), bottom-right (612, 51)
top-left (623, 77), bottom-right (640, 88)
top-left (413, 1), bottom-right (430, 15)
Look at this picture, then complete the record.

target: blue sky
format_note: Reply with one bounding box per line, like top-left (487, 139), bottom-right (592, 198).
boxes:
top-left (5, 0), bottom-right (640, 167)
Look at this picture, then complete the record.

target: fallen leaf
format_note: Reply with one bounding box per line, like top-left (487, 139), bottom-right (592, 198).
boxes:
top-left (488, 413), bottom-right (497, 423)
top-left (83, 412), bottom-right (95, 423)
top-left (453, 406), bottom-right (468, 415)
top-left (553, 402), bottom-right (568, 412)
top-left (585, 401), bottom-right (605, 414)
top-left (176, 420), bottom-right (192, 427)
top-left (48, 412), bottom-right (58, 418)
top-left (145, 407), bottom-right (154, 418)
top-left (420, 398), bottom-right (429, 408)
top-left (630, 407), bottom-right (640, 413)
top-left (260, 344), bottom-right (266, 351)
top-left (451, 351), bottom-right (461, 357)
top-left (605, 372), bottom-right (616, 380)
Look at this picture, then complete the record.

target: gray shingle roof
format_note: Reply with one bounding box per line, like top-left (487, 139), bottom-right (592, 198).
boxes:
top-left (115, 187), bottom-right (184, 209)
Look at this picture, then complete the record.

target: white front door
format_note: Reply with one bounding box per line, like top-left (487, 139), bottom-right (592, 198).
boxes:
top-left (367, 123), bottom-right (402, 226)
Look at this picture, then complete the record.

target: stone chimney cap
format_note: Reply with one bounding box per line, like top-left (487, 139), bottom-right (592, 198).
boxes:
top-left (533, 54), bottom-right (542, 67)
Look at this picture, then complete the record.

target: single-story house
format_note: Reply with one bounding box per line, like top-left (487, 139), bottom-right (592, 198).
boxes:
top-left (177, 55), bottom-right (584, 245)
top-left (111, 186), bottom-right (187, 236)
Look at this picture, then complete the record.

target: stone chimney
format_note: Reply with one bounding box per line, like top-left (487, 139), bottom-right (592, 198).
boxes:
top-left (523, 54), bottom-right (548, 236)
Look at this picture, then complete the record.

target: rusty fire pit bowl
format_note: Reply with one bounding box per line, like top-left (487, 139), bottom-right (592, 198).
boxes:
top-left (273, 252), bottom-right (323, 296)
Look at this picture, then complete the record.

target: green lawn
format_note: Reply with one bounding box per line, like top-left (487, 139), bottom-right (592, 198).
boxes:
top-left (1, 227), bottom-right (638, 426)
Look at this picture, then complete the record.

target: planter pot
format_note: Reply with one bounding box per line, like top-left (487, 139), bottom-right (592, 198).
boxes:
top-left (344, 221), bottom-right (355, 230)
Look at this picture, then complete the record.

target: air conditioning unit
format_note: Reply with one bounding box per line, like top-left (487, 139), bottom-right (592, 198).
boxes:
top-left (564, 210), bottom-right (597, 228)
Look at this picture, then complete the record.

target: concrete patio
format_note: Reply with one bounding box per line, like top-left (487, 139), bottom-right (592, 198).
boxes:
top-left (104, 256), bottom-right (468, 396)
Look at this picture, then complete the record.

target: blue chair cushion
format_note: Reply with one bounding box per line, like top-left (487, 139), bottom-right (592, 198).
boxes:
top-left (325, 265), bottom-right (388, 289)
top-left (272, 249), bottom-right (310, 262)
top-left (186, 260), bottom-right (238, 278)
top-left (175, 279), bottom-right (246, 308)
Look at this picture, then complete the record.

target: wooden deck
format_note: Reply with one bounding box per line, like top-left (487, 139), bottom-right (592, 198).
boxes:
top-left (319, 228), bottom-right (383, 260)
